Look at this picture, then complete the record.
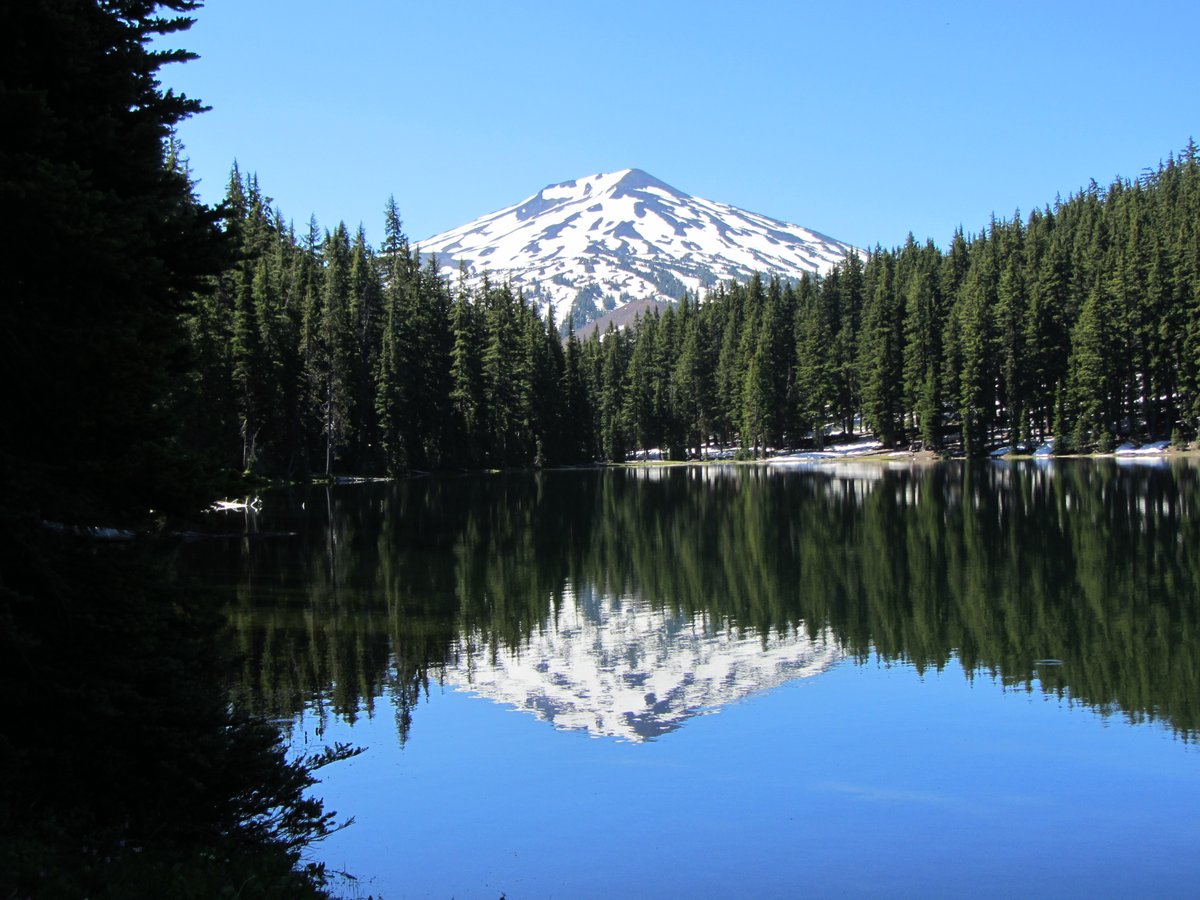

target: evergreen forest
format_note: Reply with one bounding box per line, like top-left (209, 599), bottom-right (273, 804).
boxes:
top-left (191, 144), bottom-right (1200, 478)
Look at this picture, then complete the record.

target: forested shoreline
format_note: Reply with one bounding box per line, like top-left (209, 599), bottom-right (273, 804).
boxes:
top-left (193, 143), bottom-right (1200, 479)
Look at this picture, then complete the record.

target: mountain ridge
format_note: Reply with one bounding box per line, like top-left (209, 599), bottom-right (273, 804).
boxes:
top-left (419, 168), bottom-right (858, 328)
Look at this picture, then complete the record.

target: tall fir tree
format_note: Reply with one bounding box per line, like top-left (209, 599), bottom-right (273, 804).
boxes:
top-left (317, 224), bottom-right (355, 475)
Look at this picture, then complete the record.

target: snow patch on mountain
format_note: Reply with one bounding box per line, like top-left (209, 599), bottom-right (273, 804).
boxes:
top-left (420, 169), bottom-right (858, 328)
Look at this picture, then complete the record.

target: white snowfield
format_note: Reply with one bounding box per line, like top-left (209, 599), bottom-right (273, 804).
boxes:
top-left (1114, 441), bottom-right (1171, 455)
top-left (769, 439), bottom-right (885, 463)
top-left (419, 168), bottom-right (858, 327)
top-left (442, 584), bottom-right (842, 742)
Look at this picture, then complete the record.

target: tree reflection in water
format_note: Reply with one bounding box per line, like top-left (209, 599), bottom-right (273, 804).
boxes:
top-left (179, 460), bottom-right (1200, 743)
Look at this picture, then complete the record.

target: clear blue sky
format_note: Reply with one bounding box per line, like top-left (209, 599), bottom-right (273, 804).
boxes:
top-left (161, 0), bottom-right (1199, 252)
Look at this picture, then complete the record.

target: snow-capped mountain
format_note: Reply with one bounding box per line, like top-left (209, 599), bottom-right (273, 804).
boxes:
top-left (419, 169), bottom-right (857, 328)
top-left (442, 584), bottom-right (842, 742)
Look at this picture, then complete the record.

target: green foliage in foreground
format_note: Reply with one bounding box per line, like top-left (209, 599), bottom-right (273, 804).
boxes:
top-left (0, 2), bottom-right (354, 895)
top-left (0, 519), bottom-right (360, 898)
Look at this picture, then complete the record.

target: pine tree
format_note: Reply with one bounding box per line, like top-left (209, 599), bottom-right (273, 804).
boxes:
top-left (413, 256), bottom-right (454, 467)
top-left (995, 218), bottom-right (1028, 445)
top-left (956, 234), bottom-right (999, 456)
top-left (761, 277), bottom-right (797, 449)
top-left (1023, 218), bottom-right (1070, 441)
top-left (317, 224), bottom-right (355, 475)
top-left (0, 6), bottom-right (350, 893)
top-left (349, 225), bottom-right (383, 472)
top-left (448, 269), bottom-right (485, 467)
top-left (294, 215), bottom-right (325, 470)
top-left (525, 302), bottom-right (565, 466)
top-left (0, 0), bottom-right (231, 519)
top-left (713, 285), bottom-right (746, 445)
top-left (560, 316), bottom-right (593, 463)
top-left (672, 295), bottom-right (713, 458)
top-left (598, 324), bottom-right (630, 460)
top-left (1067, 283), bottom-right (1118, 450)
top-left (859, 249), bottom-right (905, 445)
top-left (375, 197), bottom-right (413, 473)
top-left (741, 343), bottom-right (771, 456)
top-left (230, 253), bottom-right (265, 471)
top-left (833, 253), bottom-right (865, 434)
top-left (901, 241), bottom-right (944, 448)
top-left (794, 272), bottom-right (836, 449)
top-left (481, 282), bottom-right (523, 464)
top-left (264, 223), bottom-right (306, 474)
top-left (623, 312), bottom-right (661, 456)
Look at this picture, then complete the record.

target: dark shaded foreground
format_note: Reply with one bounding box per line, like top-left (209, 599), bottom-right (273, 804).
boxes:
top-left (0, 516), bottom-right (360, 898)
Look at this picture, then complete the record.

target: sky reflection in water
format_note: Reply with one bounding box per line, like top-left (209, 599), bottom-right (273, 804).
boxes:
top-left (302, 651), bottom-right (1197, 899)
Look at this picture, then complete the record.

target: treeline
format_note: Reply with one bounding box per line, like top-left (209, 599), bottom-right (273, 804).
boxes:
top-left (194, 143), bottom-right (1199, 476)
top-left (588, 144), bottom-right (1200, 458)
top-left (187, 170), bottom-right (591, 477)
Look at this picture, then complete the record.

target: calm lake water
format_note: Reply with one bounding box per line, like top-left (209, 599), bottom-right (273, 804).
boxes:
top-left (181, 460), bottom-right (1200, 898)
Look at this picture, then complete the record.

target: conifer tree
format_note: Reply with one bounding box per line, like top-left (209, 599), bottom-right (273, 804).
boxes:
top-left (1023, 221), bottom-right (1070, 441)
top-left (560, 317), bottom-right (593, 463)
top-left (349, 226), bottom-right (383, 472)
top-left (741, 343), bottom-right (772, 456)
top-left (413, 256), bottom-right (455, 467)
top-left (623, 312), bottom-right (661, 456)
top-left (598, 324), bottom-right (630, 460)
top-left (1067, 284), bottom-right (1118, 450)
top-left (672, 295), bottom-right (713, 457)
top-left (525, 302), bottom-right (564, 466)
top-left (317, 223), bottom-right (355, 475)
top-left (995, 218), bottom-right (1028, 444)
top-left (264, 225), bottom-right (306, 474)
top-left (481, 282), bottom-right (524, 464)
top-left (375, 197), bottom-right (413, 473)
top-left (957, 230), bottom-right (1003, 454)
top-left (230, 255), bottom-right (266, 470)
top-left (2, 0), bottom-right (232, 518)
top-left (448, 269), bottom-right (486, 467)
top-left (833, 253), bottom-right (865, 434)
top-left (901, 241), bottom-right (944, 448)
top-left (762, 277), bottom-right (798, 448)
top-left (859, 249), bottom-right (905, 445)
top-left (794, 272), bottom-right (836, 449)
top-left (0, 5), bottom-right (356, 892)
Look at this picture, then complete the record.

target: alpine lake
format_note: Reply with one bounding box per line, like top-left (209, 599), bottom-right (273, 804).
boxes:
top-left (178, 459), bottom-right (1200, 898)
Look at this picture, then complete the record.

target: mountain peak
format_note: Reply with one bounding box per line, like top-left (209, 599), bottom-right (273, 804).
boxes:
top-left (421, 169), bottom-right (858, 329)
top-left (608, 168), bottom-right (682, 198)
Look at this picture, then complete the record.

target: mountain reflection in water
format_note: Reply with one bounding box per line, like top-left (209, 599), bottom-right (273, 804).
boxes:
top-left (179, 459), bottom-right (1200, 743)
top-left (447, 585), bottom-right (841, 741)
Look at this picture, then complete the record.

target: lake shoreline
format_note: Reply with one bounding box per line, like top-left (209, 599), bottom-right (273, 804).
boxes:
top-left (211, 442), bottom-right (1200, 503)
